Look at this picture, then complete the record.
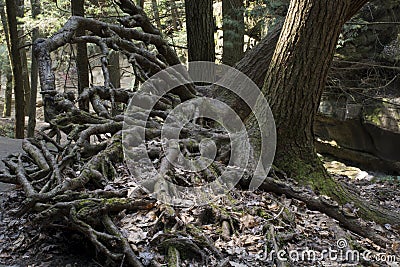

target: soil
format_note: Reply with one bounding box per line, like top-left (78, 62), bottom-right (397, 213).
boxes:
top-left (0, 162), bottom-right (398, 266)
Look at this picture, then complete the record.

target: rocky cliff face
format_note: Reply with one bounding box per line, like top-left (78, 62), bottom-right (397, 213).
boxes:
top-left (316, 94), bottom-right (400, 173)
top-left (315, 115), bottom-right (400, 162)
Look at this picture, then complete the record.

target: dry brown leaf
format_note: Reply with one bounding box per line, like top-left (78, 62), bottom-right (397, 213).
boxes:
top-left (240, 214), bottom-right (257, 229)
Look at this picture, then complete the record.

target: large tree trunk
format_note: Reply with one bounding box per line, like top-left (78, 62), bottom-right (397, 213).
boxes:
top-left (28, 0), bottom-right (41, 137)
top-left (244, 0), bottom-right (400, 224)
top-left (262, 0), bottom-right (348, 177)
top-left (184, 0), bottom-right (215, 62)
top-left (213, 24), bottom-right (282, 120)
top-left (6, 0), bottom-right (25, 138)
top-left (214, 0), bottom-right (373, 118)
top-left (71, 0), bottom-right (90, 111)
top-left (222, 0), bottom-right (244, 66)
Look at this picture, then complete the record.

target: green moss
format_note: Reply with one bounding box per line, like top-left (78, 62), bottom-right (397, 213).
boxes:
top-left (101, 197), bottom-right (129, 206)
top-left (0, 123), bottom-right (14, 138)
top-left (167, 246), bottom-right (180, 267)
top-left (276, 151), bottom-right (356, 205)
top-left (363, 103), bottom-right (400, 130)
top-left (77, 207), bottom-right (92, 217)
top-left (78, 199), bottom-right (96, 207)
top-left (257, 208), bottom-right (272, 219)
top-left (364, 107), bottom-right (383, 125)
top-left (208, 164), bottom-right (219, 177)
top-left (188, 139), bottom-right (197, 148)
top-left (276, 154), bottom-right (328, 191)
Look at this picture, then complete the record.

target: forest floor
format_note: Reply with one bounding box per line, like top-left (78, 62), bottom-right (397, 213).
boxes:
top-left (0, 153), bottom-right (399, 266)
top-left (0, 98), bottom-right (399, 266)
top-left (0, 136), bottom-right (21, 192)
top-left (0, 124), bottom-right (98, 266)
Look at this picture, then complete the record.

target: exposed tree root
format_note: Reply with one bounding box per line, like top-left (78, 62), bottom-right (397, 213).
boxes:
top-left (269, 151), bottom-right (400, 227)
top-left (259, 174), bottom-right (392, 247)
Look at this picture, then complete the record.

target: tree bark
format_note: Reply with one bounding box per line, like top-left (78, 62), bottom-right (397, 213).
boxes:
top-left (169, 0), bottom-right (181, 31)
top-left (0, 0), bottom-right (10, 52)
top-left (213, 24), bottom-right (282, 120)
top-left (20, 46), bottom-right (31, 115)
top-left (0, 0), bottom-right (12, 118)
top-left (184, 0), bottom-right (215, 62)
top-left (136, 0), bottom-right (144, 9)
top-left (3, 68), bottom-right (12, 117)
top-left (211, 0), bottom-right (399, 224)
top-left (28, 0), bottom-right (41, 137)
top-left (261, 0), bottom-right (348, 175)
top-left (71, 0), bottom-right (90, 111)
top-left (109, 51), bottom-right (121, 89)
top-left (222, 0), bottom-right (244, 66)
top-left (259, 0), bottom-right (369, 181)
top-left (242, 0), bottom-right (400, 224)
top-left (151, 0), bottom-right (162, 30)
top-left (16, 0), bottom-right (31, 116)
top-left (5, 0), bottom-right (25, 138)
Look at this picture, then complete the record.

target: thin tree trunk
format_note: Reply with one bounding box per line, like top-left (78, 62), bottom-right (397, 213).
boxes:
top-left (151, 0), bottom-right (162, 30)
top-left (21, 46), bottom-right (31, 115)
top-left (16, 0), bottom-right (31, 116)
top-left (3, 68), bottom-right (12, 117)
top-left (169, 0), bottom-right (181, 31)
top-left (71, 0), bottom-right (89, 111)
top-left (28, 0), bottom-right (41, 137)
top-left (185, 0), bottom-right (215, 62)
top-left (0, 0), bottom-right (10, 50)
top-left (222, 0), bottom-right (244, 66)
top-left (109, 51), bottom-right (120, 89)
top-left (137, 0), bottom-right (144, 9)
top-left (0, 0), bottom-right (12, 117)
top-left (109, 50), bottom-right (120, 117)
top-left (6, 0), bottom-right (25, 138)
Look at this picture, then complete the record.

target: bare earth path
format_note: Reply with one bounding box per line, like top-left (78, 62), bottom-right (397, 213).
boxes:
top-left (0, 137), bottom-right (22, 192)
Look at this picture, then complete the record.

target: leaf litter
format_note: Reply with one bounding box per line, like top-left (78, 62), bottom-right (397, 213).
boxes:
top-left (0, 158), bottom-right (399, 266)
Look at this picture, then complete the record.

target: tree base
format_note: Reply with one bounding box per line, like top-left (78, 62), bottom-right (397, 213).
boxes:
top-left (271, 150), bottom-right (400, 231)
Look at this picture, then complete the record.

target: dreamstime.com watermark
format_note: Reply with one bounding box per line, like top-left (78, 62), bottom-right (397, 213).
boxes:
top-left (262, 239), bottom-right (398, 265)
top-left (123, 62), bottom-right (276, 207)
